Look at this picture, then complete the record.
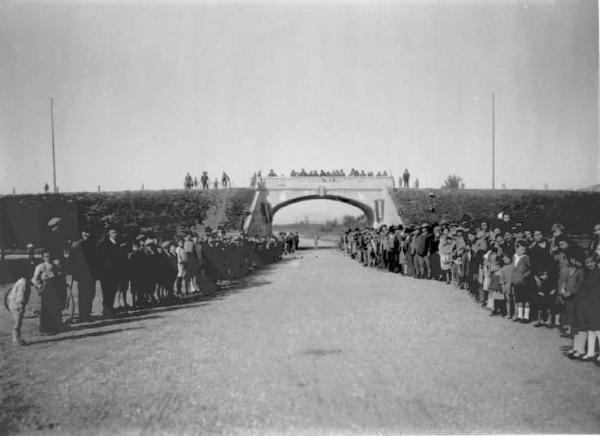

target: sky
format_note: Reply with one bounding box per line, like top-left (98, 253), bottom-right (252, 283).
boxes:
top-left (1, 0), bottom-right (598, 213)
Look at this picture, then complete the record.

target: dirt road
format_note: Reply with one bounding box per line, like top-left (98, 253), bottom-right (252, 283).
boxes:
top-left (1, 246), bottom-right (599, 434)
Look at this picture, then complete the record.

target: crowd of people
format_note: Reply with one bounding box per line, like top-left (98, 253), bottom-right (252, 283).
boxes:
top-left (249, 169), bottom-right (420, 189)
top-left (340, 215), bottom-right (600, 367)
top-left (279, 232), bottom-right (300, 254)
top-left (5, 218), bottom-right (284, 345)
top-left (184, 171), bottom-right (231, 190)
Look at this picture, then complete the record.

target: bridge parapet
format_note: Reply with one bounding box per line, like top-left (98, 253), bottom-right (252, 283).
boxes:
top-left (257, 176), bottom-right (395, 190)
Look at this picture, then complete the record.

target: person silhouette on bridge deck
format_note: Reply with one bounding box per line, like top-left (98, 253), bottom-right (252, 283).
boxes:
top-left (184, 172), bottom-right (193, 190)
top-left (402, 169), bottom-right (410, 188)
top-left (221, 172), bottom-right (230, 188)
top-left (267, 169), bottom-right (277, 177)
top-left (201, 171), bottom-right (209, 189)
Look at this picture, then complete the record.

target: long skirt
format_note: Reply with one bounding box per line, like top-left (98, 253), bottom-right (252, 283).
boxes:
top-left (39, 280), bottom-right (65, 333)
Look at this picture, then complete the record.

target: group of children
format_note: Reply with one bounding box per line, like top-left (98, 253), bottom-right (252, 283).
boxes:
top-left (341, 219), bottom-right (600, 366)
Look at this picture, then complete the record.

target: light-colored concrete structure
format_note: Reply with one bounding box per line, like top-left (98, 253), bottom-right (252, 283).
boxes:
top-left (243, 177), bottom-right (404, 236)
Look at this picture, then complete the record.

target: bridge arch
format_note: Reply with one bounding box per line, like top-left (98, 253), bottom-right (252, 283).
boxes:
top-left (271, 194), bottom-right (375, 226)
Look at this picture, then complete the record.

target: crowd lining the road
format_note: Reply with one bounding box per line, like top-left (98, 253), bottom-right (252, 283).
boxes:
top-left (5, 218), bottom-right (284, 345)
top-left (340, 215), bottom-right (600, 367)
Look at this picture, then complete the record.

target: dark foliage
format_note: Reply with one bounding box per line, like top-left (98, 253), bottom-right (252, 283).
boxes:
top-left (391, 189), bottom-right (600, 234)
top-left (0, 189), bottom-right (255, 248)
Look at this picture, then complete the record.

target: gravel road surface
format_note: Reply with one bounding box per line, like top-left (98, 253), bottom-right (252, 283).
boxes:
top-left (1, 245), bottom-right (599, 434)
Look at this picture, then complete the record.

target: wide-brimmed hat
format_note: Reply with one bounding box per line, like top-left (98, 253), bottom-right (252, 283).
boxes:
top-left (161, 241), bottom-right (170, 248)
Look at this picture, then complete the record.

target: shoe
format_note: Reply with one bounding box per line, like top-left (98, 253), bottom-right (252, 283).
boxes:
top-left (578, 354), bottom-right (598, 362)
top-left (39, 331), bottom-right (57, 336)
top-left (512, 318), bottom-right (521, 322)
top-left (567, 352), bottom-right (583, 360)
top-left (534, 322), bottom-right (544, 327)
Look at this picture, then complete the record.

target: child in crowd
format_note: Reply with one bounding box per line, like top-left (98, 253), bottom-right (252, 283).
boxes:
top-left (488, 258), bottom-right (505, 315)
top-left (560, 252), bottom-right (585, 338)
top-left (512, 241), bottom-right (533, 323)
top-left (500, 255), bottom-right (513, 318)
top-left (533, 269), bottom-right (555, 327)
top-left (4, 276), bottom-right (32, 345)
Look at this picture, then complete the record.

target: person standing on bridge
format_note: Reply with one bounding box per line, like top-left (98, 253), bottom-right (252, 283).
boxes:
top-left (402, 169), bottom-right (410, 188)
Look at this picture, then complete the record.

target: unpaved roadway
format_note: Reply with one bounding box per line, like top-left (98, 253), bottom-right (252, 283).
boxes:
top-left (1, 245), bottom-right (600, 434)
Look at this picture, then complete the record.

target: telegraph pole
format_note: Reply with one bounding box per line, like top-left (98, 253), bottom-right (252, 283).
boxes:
top-left (50, 97), bottom-right (57, 193)
top-left (492, 93), bottom-right (495, 190)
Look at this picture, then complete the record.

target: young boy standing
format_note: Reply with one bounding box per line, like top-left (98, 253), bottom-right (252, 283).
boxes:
top-left (5, 277), bottom-right (32, 345)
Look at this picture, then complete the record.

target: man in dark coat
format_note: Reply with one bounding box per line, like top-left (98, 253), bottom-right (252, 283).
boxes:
top-left (96, 227), bottom-right (126, 318)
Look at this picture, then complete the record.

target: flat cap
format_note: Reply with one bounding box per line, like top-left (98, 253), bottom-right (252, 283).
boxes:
top-left (47, 217), bottom-right (62, 227)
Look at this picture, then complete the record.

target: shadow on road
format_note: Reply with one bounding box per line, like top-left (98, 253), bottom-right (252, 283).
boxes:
top-left (41, 260), bottom-right (285, 335)
top-left (26, 327), bottom-right (144, 345)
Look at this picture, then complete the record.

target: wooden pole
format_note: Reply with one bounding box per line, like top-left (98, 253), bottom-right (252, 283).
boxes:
top-left (51, 97), bottom-right (57, 193)
top-left (492, 93), bottom-right (495, 190)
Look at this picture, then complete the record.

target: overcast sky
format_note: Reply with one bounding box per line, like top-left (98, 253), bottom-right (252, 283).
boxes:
top-left (1, 0), bottom-right (598, 210)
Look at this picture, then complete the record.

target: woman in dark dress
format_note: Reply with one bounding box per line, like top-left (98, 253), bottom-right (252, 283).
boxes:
top-left (577, 256), bottom-right (600, 363)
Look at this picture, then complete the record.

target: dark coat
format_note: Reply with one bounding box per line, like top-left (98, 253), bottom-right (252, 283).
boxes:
top-left (511, 255), bottom-right (532, 286)
top-left (97, 238), bottom-right (126, 283)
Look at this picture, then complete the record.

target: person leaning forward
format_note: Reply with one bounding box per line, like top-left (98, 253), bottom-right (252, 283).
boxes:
top-left (5, 277), bottom-right (32, 345)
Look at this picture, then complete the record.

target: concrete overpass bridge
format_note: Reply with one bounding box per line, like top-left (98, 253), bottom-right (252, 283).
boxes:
top-left (243, 176), bottom-right (404, 236)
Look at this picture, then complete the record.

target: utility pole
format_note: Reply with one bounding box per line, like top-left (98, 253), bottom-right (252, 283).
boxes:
top-left (50, 97), bottom-right (57, 193)
top-left (492, 93), bottom-right (495, 190)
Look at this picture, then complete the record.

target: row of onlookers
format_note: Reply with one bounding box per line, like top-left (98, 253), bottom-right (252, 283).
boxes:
top-left (340, 220), bottom-right (600, 367)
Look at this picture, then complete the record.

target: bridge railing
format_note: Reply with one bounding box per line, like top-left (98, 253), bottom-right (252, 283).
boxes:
top-left (256, 176), bottom-right (395, 190)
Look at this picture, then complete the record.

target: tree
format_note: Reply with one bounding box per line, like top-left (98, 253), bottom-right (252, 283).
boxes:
top-left (442, 174), bottom-right (463, 189)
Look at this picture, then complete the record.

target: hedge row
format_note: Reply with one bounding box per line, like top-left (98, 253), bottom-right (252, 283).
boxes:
top-left (0, 189), bottom-right (255, 247)
top-left (391, 189), bottom-right (600, 234)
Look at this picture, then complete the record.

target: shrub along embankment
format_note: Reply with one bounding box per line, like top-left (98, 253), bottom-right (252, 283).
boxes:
top-left (0, 188), bottom-right (255, 248)
top-left (391, 189), bottom-right (600, 234)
